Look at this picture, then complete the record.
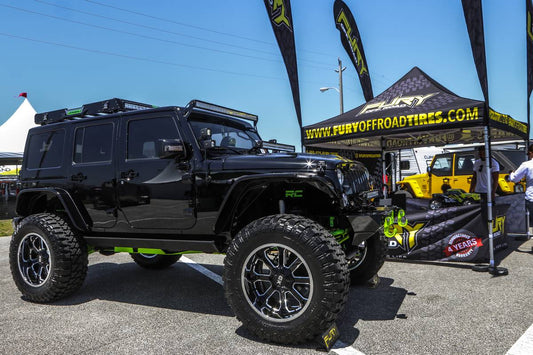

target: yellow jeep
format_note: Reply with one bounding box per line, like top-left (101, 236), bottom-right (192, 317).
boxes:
top-left (396, 150), bottom-right (525, 199)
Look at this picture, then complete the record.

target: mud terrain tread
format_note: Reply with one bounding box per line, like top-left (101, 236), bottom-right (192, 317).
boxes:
top-left (224, 214), bottom-right (349, 344)
top-left (9, 213), bottom-right (88, 303)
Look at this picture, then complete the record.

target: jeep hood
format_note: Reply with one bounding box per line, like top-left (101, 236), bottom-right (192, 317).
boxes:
top-left (214, 153), bottom-right (350, 172)
top-left (398, 172), bottom-right (429, 184)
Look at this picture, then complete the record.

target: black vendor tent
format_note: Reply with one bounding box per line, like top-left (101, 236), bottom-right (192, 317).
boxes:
top-left (303, 67), bottom-right (528, 151)
top-left (303, 67), bottom-right (528, 273)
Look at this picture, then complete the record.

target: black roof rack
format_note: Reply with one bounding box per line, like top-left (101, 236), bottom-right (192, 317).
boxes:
top-left (35, 98), bottom-right (156, 125)
top-left (187, 100), bottom-right (258, 125)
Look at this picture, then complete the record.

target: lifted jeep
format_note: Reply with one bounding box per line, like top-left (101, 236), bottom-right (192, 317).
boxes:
top-left (10, 98), bottom-right (384, 345)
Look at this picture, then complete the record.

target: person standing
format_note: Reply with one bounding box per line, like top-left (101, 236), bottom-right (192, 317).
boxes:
top-left (509, 144), bottom-right (533, 234)
top-left (469, 145), bottom-right (499, 201)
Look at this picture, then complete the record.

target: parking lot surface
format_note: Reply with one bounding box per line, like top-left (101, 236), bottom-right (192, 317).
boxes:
top-left (1, 236), bottom-right (532, 354)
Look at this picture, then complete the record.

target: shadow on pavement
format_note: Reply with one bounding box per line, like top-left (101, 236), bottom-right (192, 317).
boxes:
top-left (222, 277), bottom-right (407, 350)
top-left (336, 277), bottom-right (408, 345)
top-left (49, 261), bottom-right (233, 317)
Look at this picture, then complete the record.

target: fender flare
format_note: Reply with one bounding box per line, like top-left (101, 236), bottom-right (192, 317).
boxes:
top-left (213, 173), bottom-right (338, 235)
top-left (16, 188), bottom-right (90, 232)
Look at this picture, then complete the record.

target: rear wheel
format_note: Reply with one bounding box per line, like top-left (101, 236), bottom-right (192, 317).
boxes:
top-left (130, 253), bottom-right (181, 269)
top-left (224, 214), bottom-right (349, 344)
top-left (9, 213), bottom-right (88, 303)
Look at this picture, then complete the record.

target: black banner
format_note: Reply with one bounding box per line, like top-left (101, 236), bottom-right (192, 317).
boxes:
top-left (333, 0), bottom-right (373, 102)
top-left (461, 0), bottom-right (489, 106)
top-left (264, 0), bottom-right (303, 136)
top-left (386, 204), bottom-right (508, 262)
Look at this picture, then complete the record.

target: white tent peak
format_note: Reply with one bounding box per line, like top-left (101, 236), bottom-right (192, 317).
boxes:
top-left (0, 98), bottom-right (37, 153)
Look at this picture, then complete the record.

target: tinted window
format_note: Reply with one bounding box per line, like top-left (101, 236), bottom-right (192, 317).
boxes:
top-left (455, 154), bottom-right (475, 175)
top-left (127, 117), bottom-right (178, 160)
top-left (26, 130), bottom-right (65, 169)
top-left (73, 124), bottom-right (113, 164)
top-left (189, 119), bottom-right (260, 150)
top-left (431, 156), bottom-right (452, 176)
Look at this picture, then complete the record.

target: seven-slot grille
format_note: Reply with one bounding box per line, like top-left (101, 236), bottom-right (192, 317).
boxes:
top-left (342, 165), bottom-right (371, 195)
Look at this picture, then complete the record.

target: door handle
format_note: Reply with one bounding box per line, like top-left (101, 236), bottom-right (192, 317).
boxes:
top-left (71, 172), bottom-right (87, 182)
top-left (120, 169), bottom-right (139, 180)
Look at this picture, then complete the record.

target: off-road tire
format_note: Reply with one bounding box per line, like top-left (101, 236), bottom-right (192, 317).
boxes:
top-left (130, 253), bottom-right (181, 269)
top-left (346, 232), bottom-right (387, 285)
top-left (9, 213), bottom-right (88, 303)
top-left (224, 214), bottom-right (349, 344)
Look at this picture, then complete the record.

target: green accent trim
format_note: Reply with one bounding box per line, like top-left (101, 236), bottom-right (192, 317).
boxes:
top-left (329, 216), bottom-right (335, 228)
top-left (66, 108), bottom-right (82, 115)
top-left (331, 228), bottom-right (350, 244)
top-left (113, 247), bottom-right (203, 255)
top-left (87, 246), bottom-right (96, 254)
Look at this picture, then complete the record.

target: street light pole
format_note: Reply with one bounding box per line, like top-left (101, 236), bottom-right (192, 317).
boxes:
top-left (335, 58), bottom-right (346, 114)
top-left (319, 59), bottom-right (346, 115)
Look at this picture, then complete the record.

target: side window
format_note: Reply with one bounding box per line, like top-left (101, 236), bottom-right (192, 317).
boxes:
top-left (431, 156), bottom-right (452, 176)
top-left (26, 130), bottom-right (65, 169)
top-left (127, 117), bottom-right (179, 160)
top-left (455, 155), bottom-right (475, 175)
top-left (73, 124), bottom-right (113, 164)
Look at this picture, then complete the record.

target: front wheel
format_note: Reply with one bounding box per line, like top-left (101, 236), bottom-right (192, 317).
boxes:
top-left (224, 215), bottom-right (349, 344)
top-left (345, 232), bottom-right (387, 285)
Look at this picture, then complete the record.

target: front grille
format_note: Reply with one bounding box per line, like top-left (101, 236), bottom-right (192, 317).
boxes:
top-left (342, 165), bottom-right (371, 195)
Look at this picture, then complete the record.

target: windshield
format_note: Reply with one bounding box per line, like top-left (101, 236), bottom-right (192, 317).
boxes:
top-left (189, 118), bottom-right (261, 152)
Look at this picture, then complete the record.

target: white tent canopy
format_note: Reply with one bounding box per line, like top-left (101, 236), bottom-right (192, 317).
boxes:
top-left (0, 99), bottom-right (37, 153)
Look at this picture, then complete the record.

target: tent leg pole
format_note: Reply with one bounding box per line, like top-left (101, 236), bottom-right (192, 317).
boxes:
top-left (382, 150), bottom-right (387, 199)
top-left (473, 126), bottom-right (508, 275)
top-left (527, 209), bottom-right (531, 239)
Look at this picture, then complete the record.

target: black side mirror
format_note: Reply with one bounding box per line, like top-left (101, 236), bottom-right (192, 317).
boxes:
top-left (157, 139), bottom-right (187, 160)
top-left (200, 128), bottom-right (212, 140)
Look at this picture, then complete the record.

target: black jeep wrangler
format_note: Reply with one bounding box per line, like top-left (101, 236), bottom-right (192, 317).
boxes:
top-left (10, 98), bottom-right (384, 344)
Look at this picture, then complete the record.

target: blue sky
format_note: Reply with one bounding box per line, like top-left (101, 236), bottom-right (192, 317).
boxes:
top-left (0, 0), bottom-right (528, 149)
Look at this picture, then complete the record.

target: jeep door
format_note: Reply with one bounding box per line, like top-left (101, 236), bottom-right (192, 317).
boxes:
top-left (429, 154), bottom-right (453, 194)
top-left (453, 152), bottom-right (476, 191)
top-left (69, 121), bottom-right (117, 229)
top-left (117, 113), bottom-right (195, 230)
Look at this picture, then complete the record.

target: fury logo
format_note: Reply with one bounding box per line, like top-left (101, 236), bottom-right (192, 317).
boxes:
top-left (492, 216), bottom-right (505, 236)
top-left (528, 11), bottom-right (533, 42)
top-left (384, 209), bottom-right (425, 253)
top-left (336, 9), bottom-right (367, 75)
top-left (390, 223), bottom-right (426, 252)
top-left (358, 93), bottom-right (438, 115)
top-left (268, 0), bottom-right (291, 29)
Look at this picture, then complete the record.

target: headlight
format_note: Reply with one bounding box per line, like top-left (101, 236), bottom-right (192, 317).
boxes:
top-left (336, 168), bottom-right (344, 186)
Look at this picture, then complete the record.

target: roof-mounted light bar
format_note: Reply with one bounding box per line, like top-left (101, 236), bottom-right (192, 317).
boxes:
top-left (35, 98), bottom-right (156, 125)
top-left (189, 100), bottom-right (258, 124)
top-left (260, 140), bottom-right (295, 153)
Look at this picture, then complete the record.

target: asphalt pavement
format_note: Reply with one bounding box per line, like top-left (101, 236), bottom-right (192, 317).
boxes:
top-left (0, 235), bottom-right (532, 355)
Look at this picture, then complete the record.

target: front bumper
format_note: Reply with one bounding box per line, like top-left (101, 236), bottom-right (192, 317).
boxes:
top-left (345, 212), bottom-right (384, 245)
